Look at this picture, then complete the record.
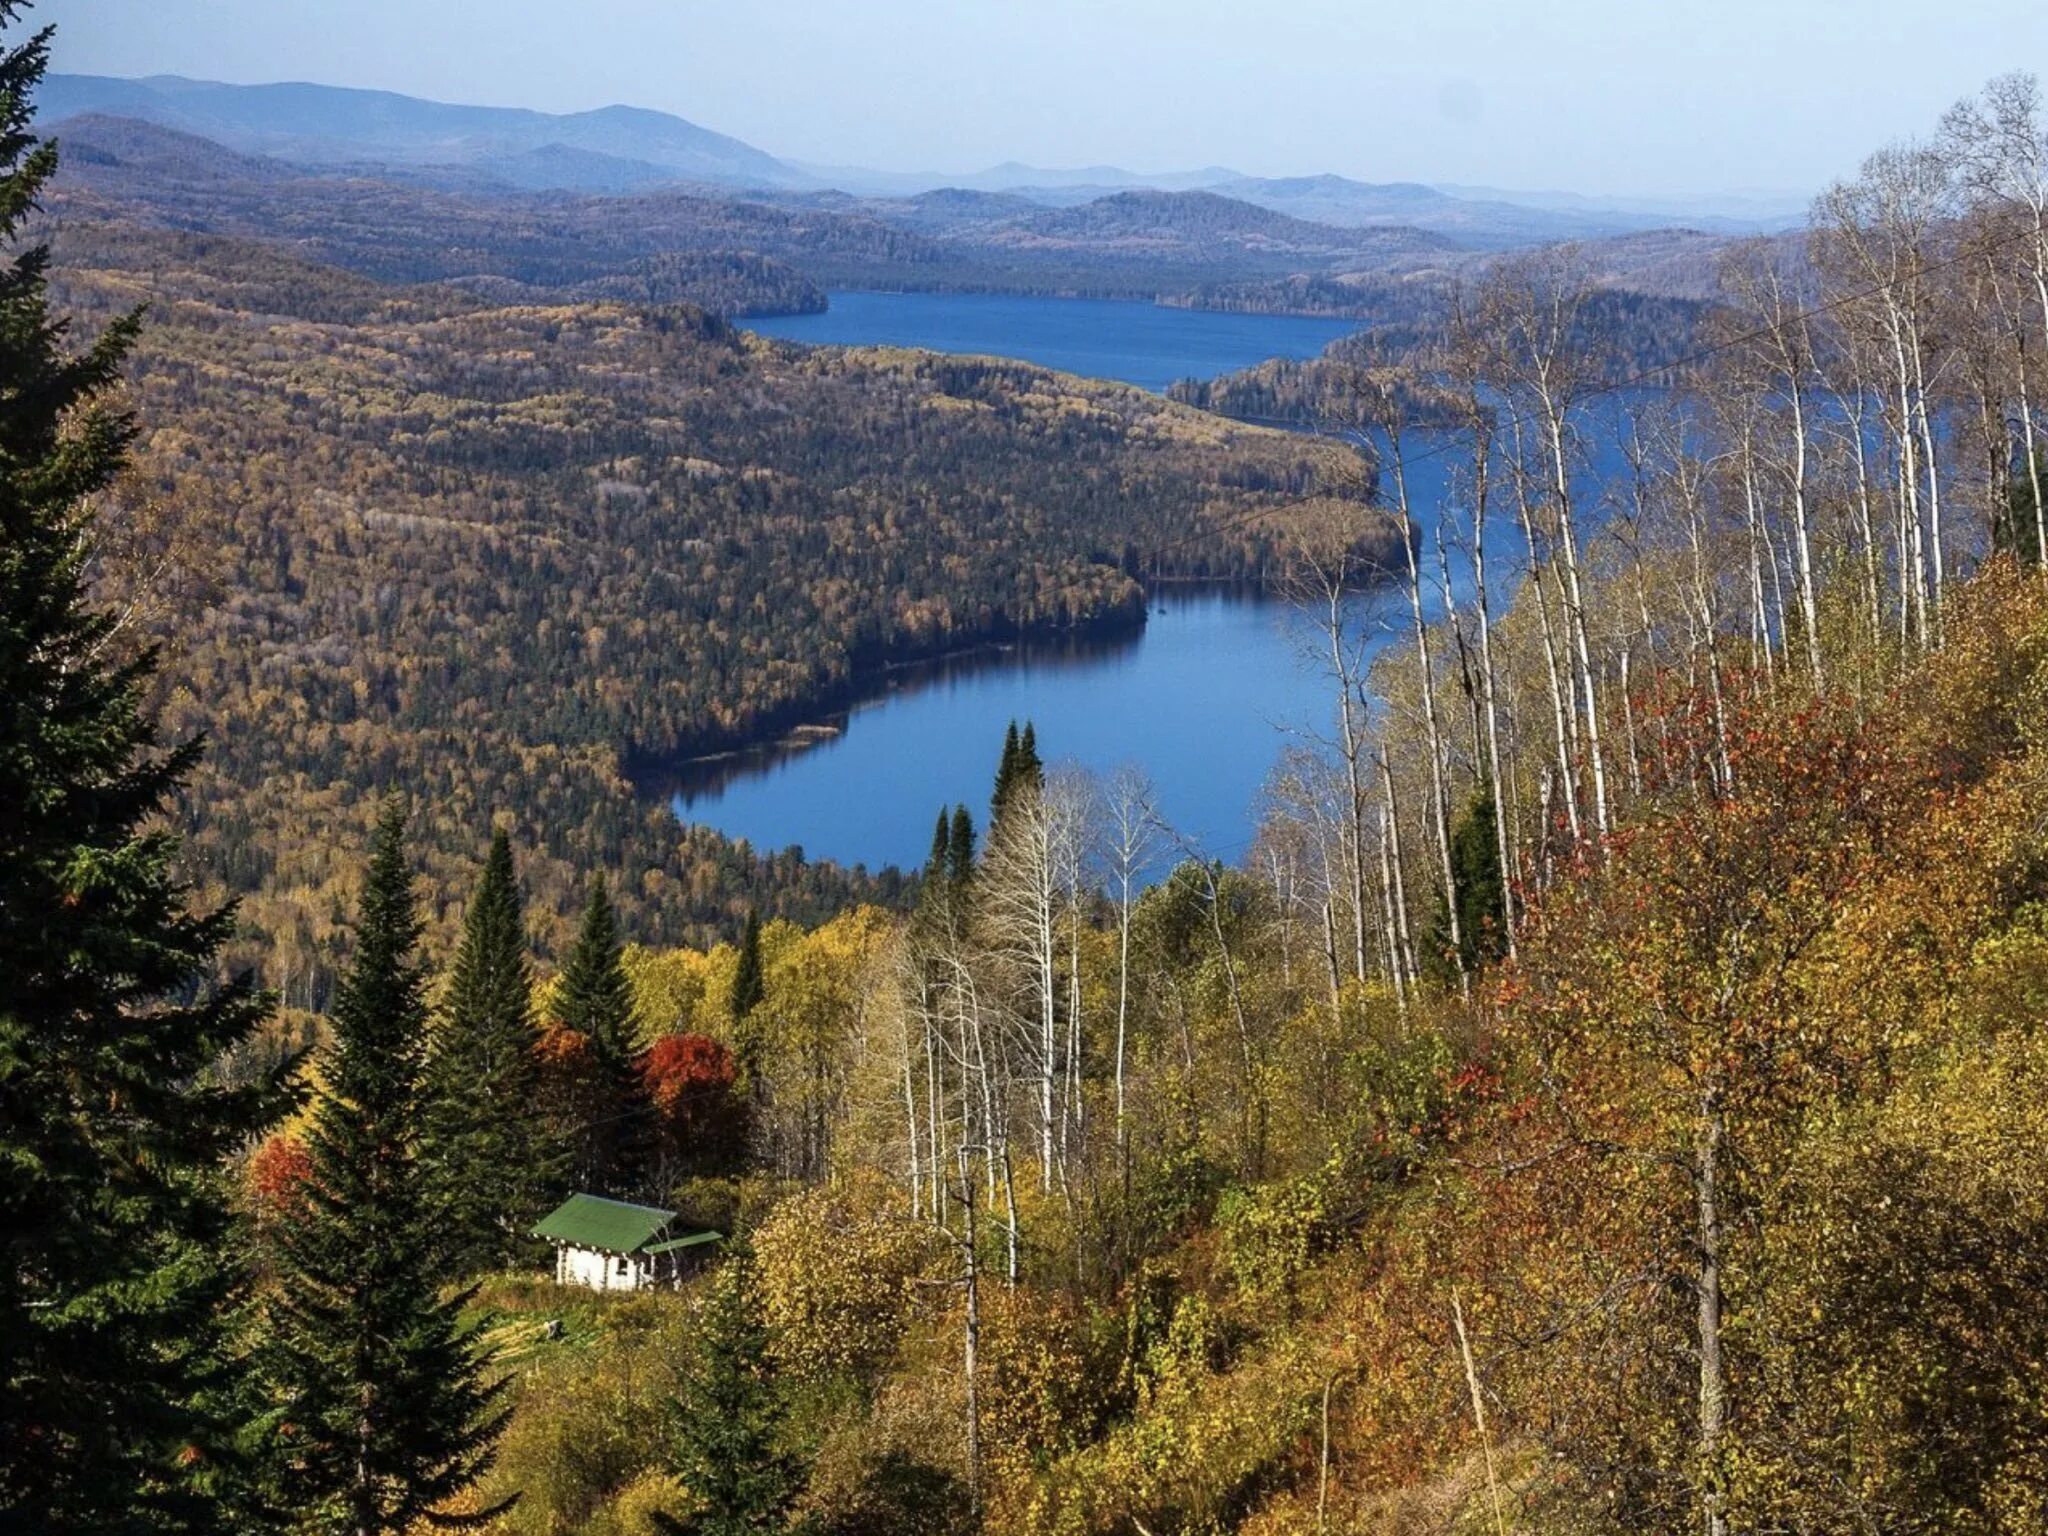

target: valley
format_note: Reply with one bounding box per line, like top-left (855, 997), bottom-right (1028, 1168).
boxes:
top-left (22, 17), bottom-right (2048, 1536)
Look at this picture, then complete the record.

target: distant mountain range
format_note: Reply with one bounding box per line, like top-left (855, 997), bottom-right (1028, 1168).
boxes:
top-left (40, 73), bottom-right (1806, 248)
top-left (39, 73), bottom-right (801, 189)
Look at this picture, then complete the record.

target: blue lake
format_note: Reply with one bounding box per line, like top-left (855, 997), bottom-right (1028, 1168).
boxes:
top-left (676, 292), bottom-right (1634, 873)
top-left (663, 587), bottom-right (1412, 873)
top-left (747, 290), bottom-right (1360, 394)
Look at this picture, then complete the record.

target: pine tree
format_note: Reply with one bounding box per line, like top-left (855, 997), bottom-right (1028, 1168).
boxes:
top-left (731, 907), bottom-right (766, 1024)
top-left (947, 804), bottom-right (977, 887)
top-left (1016, 721), bottom-right (1042, 786)
top-left (990, 720), bottom-right (1022, 821)
top-left (261, 803), bottom-right (508, 1534)
top-left (420, 829), bottom-right (558, 1275)
top-left (0, 11), bottom-right (276, 1529)
top-left (728, 908), bottom-right (769, 1142)
top-left (556, 876), bottom-right (647, 1194)
top-left (656, 1250), bottom-right (802, 1536)
top-left (1426, 791), bottom-right (1508, 983)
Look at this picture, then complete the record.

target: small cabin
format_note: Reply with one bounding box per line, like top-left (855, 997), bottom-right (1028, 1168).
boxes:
top-left (533, 1193), bottom-right (723, 1293)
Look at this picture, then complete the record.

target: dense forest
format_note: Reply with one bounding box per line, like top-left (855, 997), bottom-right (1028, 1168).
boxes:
top-left (50, 210), bottom-right (1386, 1002)
top-left (17, 3), bottom-right (2048, 1532)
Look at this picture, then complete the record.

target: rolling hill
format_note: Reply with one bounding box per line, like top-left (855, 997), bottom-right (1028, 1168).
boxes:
top-left (39, 72), bottom-right (809, 189)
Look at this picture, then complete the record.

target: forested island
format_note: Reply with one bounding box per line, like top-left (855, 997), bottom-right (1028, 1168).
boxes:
top-left (13, 8), bottom-right (2048, 1536)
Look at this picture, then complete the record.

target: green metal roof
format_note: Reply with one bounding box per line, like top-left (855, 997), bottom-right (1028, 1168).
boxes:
top-left (533, 1193), bottom-right (675, 1254)
top-left (643, 1230), bottom-right (725, 1256)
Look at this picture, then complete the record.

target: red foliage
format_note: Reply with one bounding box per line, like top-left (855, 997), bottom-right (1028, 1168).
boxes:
top-left (534, 1021), bottom-right (594, 1075)
top-left (639, 1032), bottom-right (743, 1171)
top-left (244, 1132), bottom-right (312, 1223)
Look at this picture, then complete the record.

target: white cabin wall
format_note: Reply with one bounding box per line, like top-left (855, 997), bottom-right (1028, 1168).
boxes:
top-left (557, 1243), bottom-right (646, 1292)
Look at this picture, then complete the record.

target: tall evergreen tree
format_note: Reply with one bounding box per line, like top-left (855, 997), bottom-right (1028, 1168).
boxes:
top-left (990, 718), bottom-right (1047, 839)
top-left (0, 11), bottom-right (277, 1529)
top-left (990, 720), bottom-right (1022, 820)
top-left (947, 804), bottom-right (977, 888)
top-left (656, 1250), bottom-right (803, 1536)
top-left (1016, 721), bottom-right (1042, 785)
top-left (556, 876), bottom-right (647, 1194)
top-left (420, 829), bottom-right (558, 1275)
top-left (261, 803), bottom-right (508, 1534)
top-left (728, 907), bottom-right (770, 1141)
top-left (731, 907), bottom-right (766, 1024)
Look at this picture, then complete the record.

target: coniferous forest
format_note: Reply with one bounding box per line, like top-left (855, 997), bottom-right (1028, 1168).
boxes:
top-left (13, 3), bottom-right (2048, 1533)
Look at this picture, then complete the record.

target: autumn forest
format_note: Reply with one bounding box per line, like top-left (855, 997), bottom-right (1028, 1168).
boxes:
top-left (11, 5), bottom-right (2048, 1536)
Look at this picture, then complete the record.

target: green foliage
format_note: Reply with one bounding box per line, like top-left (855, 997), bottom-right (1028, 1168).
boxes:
top-left (658, 1250), bottom-right (805, 1536)
top-left (476, 1292), bottom-right (690, 1536)
top-left (731, 909), bottom-right (766, 1026)
top-left (422, 828), bottom-right (563, 1272)
top-left (558, 877), bottom-right (651, 1196)
top-left (1425, 791), bottom-right (1507, 983)
top-left (1215, 1159), bottom-right (1347, 1305)
top-left (259, 805), bottom-right (509, 1533)
top-left (949, 808), bottom-right (978, 881)
top-left (0, 13), bottom-right (277, 1527)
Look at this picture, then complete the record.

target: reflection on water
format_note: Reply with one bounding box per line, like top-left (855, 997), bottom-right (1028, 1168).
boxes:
top-left (648, 624), bottom-right (1146, 805)
top-left (682, 292), bottom-right (1654, 872)
top-left (661, 587), bottom-right (1379, 873)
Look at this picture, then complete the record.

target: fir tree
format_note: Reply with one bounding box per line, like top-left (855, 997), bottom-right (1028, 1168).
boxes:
top-left (556, 876), bottom-right (647, 1194)
top-left (656, 1250), bottom-right (803, 1536)
top-left (990, 719), bottom-right (1044, 836)
top-left (731, 907), bottom-right (766, 1024)
top-left (420, 829), bottom-right (558, 1275)
top-left (1426, 791), bottom-right (1508, 983)
top-left (0, 11), bottom-right (278, 1529)
top-left (991, 719), bottom-right (1022, 818)
top-left (728, 908), bottom-right (769, 1139)
top-left (261, 803), bottom-right (508, 1534)
top-left (947, 804), bottom-right (977, 887)
top-left (1016, 721), bottom-right (1042, 785)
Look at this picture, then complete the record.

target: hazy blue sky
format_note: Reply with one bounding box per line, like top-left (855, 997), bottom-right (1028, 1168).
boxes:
top-left (43, 0), bottom-right (2048, 197)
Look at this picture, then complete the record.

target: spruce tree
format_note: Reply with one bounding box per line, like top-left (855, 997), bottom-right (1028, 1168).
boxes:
top-left (420, 829), bottom-right (558, 1275)
top-left (1426, 791), bottom-right (1508, 983)
top-left (990, 719), bottom-right (1043, 837)
top-left (657, 1250), bottom-right (802, 1536)
top-left (556, 876), bottom-right (647, 1194)
top-left (731, 907), bottom-right (766, 1024)
top-left (990, 720), bottom-right (1021, 820)
top-left (262, 803), bottom-right (508, 1534)
top-left (728, 908), bottom-right (769, 1142)
top-left (0, 11), bottom-right (275, 1529)
top-left (947, 804), bottom-right (977, 887)
top-left (1016, 721), bottom-right (1042, 786)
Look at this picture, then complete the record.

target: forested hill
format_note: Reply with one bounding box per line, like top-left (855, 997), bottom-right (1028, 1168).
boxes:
top-left (55, 216), bottom-right (1387, 1004)
top-left (45, 114), bottom-right (1483, 314)
top-left (983, 189), bottom-right (1457, 261)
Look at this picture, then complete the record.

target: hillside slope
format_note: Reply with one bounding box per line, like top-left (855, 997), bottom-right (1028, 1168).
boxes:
top-left (55, 220), bottom-right (1387, 995)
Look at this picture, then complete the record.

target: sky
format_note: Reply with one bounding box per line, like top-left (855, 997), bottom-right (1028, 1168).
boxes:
top-left (42, 0), bottom-right (2048, 200)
